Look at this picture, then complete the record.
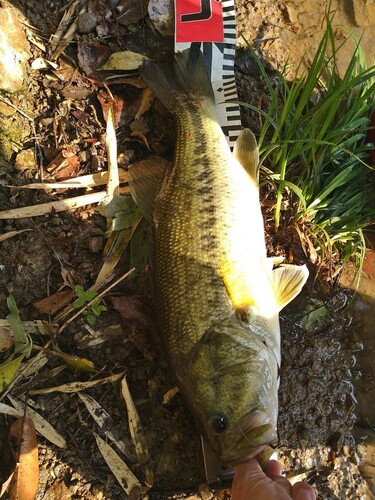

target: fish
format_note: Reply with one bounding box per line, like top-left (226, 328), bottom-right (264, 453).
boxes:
top-left (128, 48), bottom-right (309, 466)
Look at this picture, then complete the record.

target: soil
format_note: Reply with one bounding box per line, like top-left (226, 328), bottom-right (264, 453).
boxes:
top-left (0, 1), bottom-right (374, 499)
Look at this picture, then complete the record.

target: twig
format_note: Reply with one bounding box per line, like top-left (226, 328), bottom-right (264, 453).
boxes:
top-left (58, 268), bottom-right (135, 334)
top-left (0, 95), bottom-right (34, 122)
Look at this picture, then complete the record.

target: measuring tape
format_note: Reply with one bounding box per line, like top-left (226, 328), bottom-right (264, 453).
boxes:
top-left (174, 0), bottom-right (242, 148)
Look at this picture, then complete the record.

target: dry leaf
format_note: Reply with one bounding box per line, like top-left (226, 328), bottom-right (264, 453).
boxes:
top-left (162, 386), bottom-right (179, 405)
top-left (77, 41), bottom-right (112, 78)
top-left (121, 376), bottom-right (150, 465)
top-left (78, 393), bottom-right (129, 456)
top-left (0, 191), bottom-right (111, 220)
top-left (12, 169), bottom-right (128, 190)
top-left (53, 347), bottom-right (97, 373)
top-left (7, 397), bottom-right (67, 449)
top-left (0, 353), bottom-right (49, 399)
top-left (94, 433), bottom-right (148, 498)
top-left (0, 327), bottom-right (13, 352)
top-left (112, 296), bottom-right (152, 327)
top-left (29, 371), bottom-right (125, 395)
top-left (100, 51), bottom-right (149, 71)
top-left (116, 0), bottom-right (149, 25)
top-left (97, 91), bottom-right (126, 128)
top-left (0, 229), bottom-right (32, 243)
top-left (111, 295), bottom-right (154, 360)
top-left (135, 87), bottom-right (154, 120)
top-left (8, 417), bottom-right (39, 500)
top-left (105, 76), bottom-right (147, 88)
top-left (33, 289), bottom-right (74, 316)
top-left (0, 355), bottom-right (25, 393)
top-left (46, 150), bottom-right (80, 179)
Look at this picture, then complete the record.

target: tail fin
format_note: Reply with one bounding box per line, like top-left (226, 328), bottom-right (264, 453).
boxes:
top-left (140, 48), bottom-right (215, 112)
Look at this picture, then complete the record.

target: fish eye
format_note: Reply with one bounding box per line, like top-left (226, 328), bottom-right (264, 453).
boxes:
top-left (211, 414), bottom-right (227, 434)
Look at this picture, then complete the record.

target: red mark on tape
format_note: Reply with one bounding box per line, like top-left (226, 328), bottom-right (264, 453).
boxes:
top-left (175, 0), bottom-right (224, 43)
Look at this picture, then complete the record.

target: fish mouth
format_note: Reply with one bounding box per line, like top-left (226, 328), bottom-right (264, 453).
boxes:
top-left (220, 409), bottom-right (277, 465)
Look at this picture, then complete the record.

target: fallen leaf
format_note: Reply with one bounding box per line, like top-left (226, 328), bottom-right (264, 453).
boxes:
top-left (121, 376), bottom-right (150, 465)
top-left (33, 289), bottom-right (75, 316)
top-left (100, 51), bottom-right (149, 71)
top-left (78, 393), bottom-right (129, 456)
top-left (6, 295), bottom-right (32, 355)
top-left (162, 386), bottom-right (179, 405)
top-left (111, 295), bottom-right (154, 361)
top-left (111, 296), bottom-right (152, 328)
top-left (0, 353), bottom-right (49, 399)
top-left (77, 41), bottom-right (112, 78)
top-left (0, 190), bottom-right (111, 220)
top-left (0, 355), bottom-right (25, 393)
top-left (0, 229), bottom-right (32, 243)
top-left (11, 169), bottom-right (128, 191)
top-left (116, 0), bottom-right (149, 24)
top-left (53, 346), bottom-right (97, 373)
top-left (6, 397), bottom-right (67, 448)
top-left (94, 433), bottom-right (148, 498)
top-left (29, 371), bottom-right (125, 395)
top-left (46, 150), bottom-right (80, 180)
top-left (49, 0), bottom-right (82, 60)
top-left (8, 417), bottom-right (39, 500)
top-left (0, 472), bottom-right (15, 498)
top-left (43, 480), bottom-right (73, 498)
top-left (0, 326), bottom-right (13, 352)
top-left (105, 76), bottom-right (147, 88)
top-left (0, 320), bottom-right (51, 339)
top-left (135, 87), bottom-right (154, 120)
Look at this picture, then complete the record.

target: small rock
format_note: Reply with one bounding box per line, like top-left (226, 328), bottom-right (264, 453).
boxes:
top-left (0, 7), bottom-right (31, 92)
top-left (78, 11), bottom-right (98, 34)
top-left (0, 100), bottom-right (16, 117)
top-left (148, 0), bottom-right (174, 36)
top-left (15, 149), bottom-right (36, 171)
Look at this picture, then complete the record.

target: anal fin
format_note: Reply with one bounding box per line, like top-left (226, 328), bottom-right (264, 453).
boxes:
top-left (272, 264), bottom-right (309, 311)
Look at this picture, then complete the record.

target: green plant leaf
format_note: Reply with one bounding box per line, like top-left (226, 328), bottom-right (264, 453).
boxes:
top-left (6, 295), bottom-right (32, 355)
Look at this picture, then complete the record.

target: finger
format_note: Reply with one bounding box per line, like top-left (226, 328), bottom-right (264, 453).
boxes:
top-left (234, 458), bottom-right (264, 479)
top-left (265, 459), bottom-right (282, 477)
top-left (292, 481), bottom-right (317, 500)
top-left (272, 475), bottom-right (293, 496)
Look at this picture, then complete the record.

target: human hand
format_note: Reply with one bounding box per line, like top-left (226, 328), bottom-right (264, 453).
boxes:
top-left (232, 459), bottom-right (316, 500)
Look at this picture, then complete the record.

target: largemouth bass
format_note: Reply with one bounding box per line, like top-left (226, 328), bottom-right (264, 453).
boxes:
top-left (129, 49), bottom-right (309, 465)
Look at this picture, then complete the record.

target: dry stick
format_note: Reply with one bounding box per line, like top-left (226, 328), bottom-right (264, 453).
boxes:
top-left (105, 102), bottom-right (120, 198)
top-left (58, 267), bottom-right (135, 334)
top-left (0, 191), bottom-right (108, 219)
top-left (0, 95), bottom-right (34, 122)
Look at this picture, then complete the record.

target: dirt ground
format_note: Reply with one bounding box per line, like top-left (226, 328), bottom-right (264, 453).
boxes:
top-left (0, 0), bottom-right (374, 499)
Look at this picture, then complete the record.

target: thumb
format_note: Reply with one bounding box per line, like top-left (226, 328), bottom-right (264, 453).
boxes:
top-left (232, 459), bottom-right (293, 500)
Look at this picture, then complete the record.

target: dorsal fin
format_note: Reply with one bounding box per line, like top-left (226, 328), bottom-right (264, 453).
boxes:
top-left (233, 128), bottom-right (259, 183)
top-left (128, 157), bottom-right (170, 222)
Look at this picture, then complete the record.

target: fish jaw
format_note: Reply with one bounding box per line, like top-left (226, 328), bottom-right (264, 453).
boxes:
top-left (219, 409), bottom-right (278, 465)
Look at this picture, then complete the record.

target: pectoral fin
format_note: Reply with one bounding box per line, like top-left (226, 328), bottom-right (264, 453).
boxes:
top-left (272, 264), bottom-right (309, 311)
top-left (233, 128), bottom-right (259, 183)
top-left (128, 157), bottom-right (170, 222)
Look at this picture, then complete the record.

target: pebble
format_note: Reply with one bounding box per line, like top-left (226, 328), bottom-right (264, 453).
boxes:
top-left (0, 7), bottom-right (30, 92)
top-left (15, 148), bottom-right (36, 171)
